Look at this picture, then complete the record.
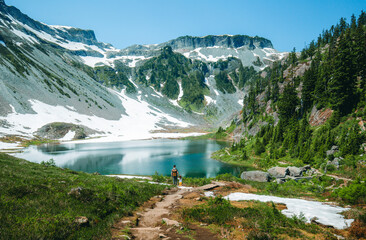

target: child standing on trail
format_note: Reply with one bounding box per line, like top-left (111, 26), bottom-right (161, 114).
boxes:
top-left (178, 175), bottom-right (182, 186)
top-left (171, 165), bottom-right (178, 185)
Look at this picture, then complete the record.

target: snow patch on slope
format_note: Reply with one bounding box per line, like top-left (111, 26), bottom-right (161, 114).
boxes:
top-left (60, 131), bottom-right (75, 141)
top-left (0, 88), bottom-right (195, 141)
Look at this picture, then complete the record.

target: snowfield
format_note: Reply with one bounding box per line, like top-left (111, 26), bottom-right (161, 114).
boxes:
top-left (225, 192), bottom-right (354, 229)
top-left (0, 88), bottom-right (204, 147)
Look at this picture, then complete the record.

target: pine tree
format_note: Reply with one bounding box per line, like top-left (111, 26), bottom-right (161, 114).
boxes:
top-left (329, 30), bottom-right (357, 114)
top-left (278, 84), bottom-right (299, 122)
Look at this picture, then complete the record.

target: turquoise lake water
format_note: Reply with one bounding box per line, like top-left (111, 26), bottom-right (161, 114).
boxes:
top-left (15, 139), bottom-right (243, 178)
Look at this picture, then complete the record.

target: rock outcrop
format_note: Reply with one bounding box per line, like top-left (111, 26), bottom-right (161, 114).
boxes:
top-left (309, 106), bottom-right (333, 127)
top-left (241, 171), bottom-right (271, 182)
top-left (36, 122), bottom-right (99, 140)
top-left (242, 165), bottom-right (314, 183)
top-left (268, 167), bottom-right (289, 178)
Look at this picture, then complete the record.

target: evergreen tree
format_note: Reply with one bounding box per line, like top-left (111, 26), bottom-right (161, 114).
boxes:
top-left (329, 30), bottom-right (357, 114)
top-left (288, 47), bottom-right (298, 65)
top-left (278, 84), bottom-right (299, 122)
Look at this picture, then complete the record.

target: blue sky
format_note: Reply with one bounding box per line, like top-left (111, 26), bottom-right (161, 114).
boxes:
top-left (5, 0), bottom-right (366, 52)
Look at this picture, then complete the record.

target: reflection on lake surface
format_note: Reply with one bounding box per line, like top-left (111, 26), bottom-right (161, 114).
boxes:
top-left (15, 139), bottom-right (243, 178)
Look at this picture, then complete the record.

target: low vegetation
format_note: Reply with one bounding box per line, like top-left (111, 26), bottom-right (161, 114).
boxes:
top-left (182, 196), bottom-right (330, 239)
top-left (0, 153), bottom-right (165, 239)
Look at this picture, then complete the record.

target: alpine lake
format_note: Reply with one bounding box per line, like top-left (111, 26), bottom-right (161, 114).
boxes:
top-left (15, 139), bottom-right (244, 178)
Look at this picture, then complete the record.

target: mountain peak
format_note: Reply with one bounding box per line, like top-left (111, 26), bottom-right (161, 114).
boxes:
top-left (166, 35), bottom-right (274, 50)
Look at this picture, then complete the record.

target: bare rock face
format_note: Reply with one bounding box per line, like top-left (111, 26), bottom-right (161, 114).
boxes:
top-left (241, 171), bottom-right (271, 182)
top-left (283, 61), bottom-right (311, 79)
top-left (309, 106), bottom-right (333, 127)
top-left (268, 167), bottom-right (289, 178)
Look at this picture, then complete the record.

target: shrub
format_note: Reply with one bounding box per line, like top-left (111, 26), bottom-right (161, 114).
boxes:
top-left (335, 179), bottom-right (366, 204)
top-left (40, 158), bottom-right (56, 167)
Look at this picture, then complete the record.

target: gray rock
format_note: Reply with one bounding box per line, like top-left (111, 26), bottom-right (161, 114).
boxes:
top-left (68, 187), bottom-right (83, 197)
top-left (74, 216), bottom-right (89, 226)
top-left (331, 145), bottom-right (339, 151)
top-left (268, 167), bottom-right (289, 178)
top-left (241, 171), bottom-right (271, 182)
top-left (276, 178), bottom-right (285, 184)
top-left (288, 167), bottom-right (303, 177)
top-left (326, 145), bottom-right (339, 156)
top-left (329, 157), bottom-right (343, 170)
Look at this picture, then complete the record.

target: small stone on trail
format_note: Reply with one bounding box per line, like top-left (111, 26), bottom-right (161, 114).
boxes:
top-left (162, 218), bottom-right (180, 227)
top-left (159, 233), bottom-right (167, 238)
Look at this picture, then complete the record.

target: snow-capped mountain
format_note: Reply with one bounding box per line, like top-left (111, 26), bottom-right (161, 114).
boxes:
top-left (0, 0), bottom-right (287, 141)
top-left (80, 35), bottom-right (286, 70)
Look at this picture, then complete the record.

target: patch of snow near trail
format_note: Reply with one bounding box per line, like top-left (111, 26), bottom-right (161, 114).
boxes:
top-left (225, 192), bottom-right (353, 229)
top-left (60, 131), bottom-right (75, 141)
top-left (107, 175), bottom-right (150, 180)
top-left (204, 191), bottom-right (215, 197)
top-left (0, 40), bottom-right (5, 46)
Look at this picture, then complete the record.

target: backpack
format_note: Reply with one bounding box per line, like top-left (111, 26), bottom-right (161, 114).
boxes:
top-left (172, 169), bottom-right (177, 177)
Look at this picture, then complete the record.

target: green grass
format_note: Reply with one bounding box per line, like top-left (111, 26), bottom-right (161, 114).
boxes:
top-left (20, 139), bottom-right (59, 147)
top-left (0, 153), bottom-right (165, 239)
top-left (151, 172), bottom-right (211, 187)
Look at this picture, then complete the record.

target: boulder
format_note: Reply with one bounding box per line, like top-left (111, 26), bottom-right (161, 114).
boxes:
top-left (329, 157), bottom-right (343, 170)
top-left (288, 167), bottom-right (303, 177)
top-left (276, 178), bottom-right (285, 184)
top-left (268, 167), bottom-right (289, 178)
top-left (74, 216), bottom-right (89, 227)
top-left (326, 145), bottom-right (339, 156)
top-left (68, 187), bottom-right (83, 197)
top-left (241, 171), bottom-right (271, 182)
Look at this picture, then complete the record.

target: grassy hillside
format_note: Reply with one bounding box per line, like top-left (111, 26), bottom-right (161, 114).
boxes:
top-left (0, 153), bottom-right (165, 239)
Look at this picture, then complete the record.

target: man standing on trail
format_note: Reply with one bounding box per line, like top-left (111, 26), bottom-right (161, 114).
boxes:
top-left (171, 165), bottom-right (179, 185)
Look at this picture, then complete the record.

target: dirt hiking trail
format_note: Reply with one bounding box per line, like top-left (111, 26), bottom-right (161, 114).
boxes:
top-left (111, 182), bottom-right (225, 240)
